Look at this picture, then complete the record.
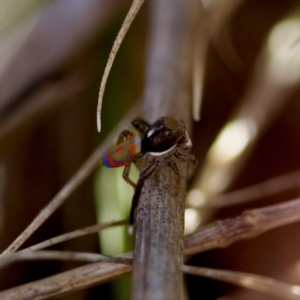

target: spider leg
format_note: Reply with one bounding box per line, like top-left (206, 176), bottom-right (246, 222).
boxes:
top-left (173, 149), bottom-right (198, 178)
top-left (173, 149), bottom-right (198, 165)
top-left (131, 117), bottom-right (150, 136)
top-left (116, 129), bottom-right (134, 145)
top-left (129, 159), bottom-right (159, 224)
top-left (123, 158), bottom-right (136, 189)
top-left (164, 157), bottom-right (179, 175)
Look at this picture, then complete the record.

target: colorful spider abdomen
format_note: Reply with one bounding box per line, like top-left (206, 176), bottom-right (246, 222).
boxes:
top-left (102, 134), bottom-right (141, 168)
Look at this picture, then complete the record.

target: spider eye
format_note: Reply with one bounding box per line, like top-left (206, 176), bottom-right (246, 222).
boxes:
top-left (166, 131), bottom-right (173, 138)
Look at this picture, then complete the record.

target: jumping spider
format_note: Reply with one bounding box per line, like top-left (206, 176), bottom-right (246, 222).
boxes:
top-left (102, 116), bottom-right (198, 224)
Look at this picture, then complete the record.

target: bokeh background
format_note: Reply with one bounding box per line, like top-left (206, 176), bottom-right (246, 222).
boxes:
top-left (0, 0), bottom-right (300, 299)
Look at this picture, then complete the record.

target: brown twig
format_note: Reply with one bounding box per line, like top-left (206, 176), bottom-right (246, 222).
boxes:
top-left (131, 1), bottom-right (198, 299)
top-left (0, 250), bottom-right (132, 270)
top-left (24, 220), bottom-right (127, 252)
top-left (133, 158), bottom-right (187, 300)
top-left (182, 265), bottom-right (300, 300)
top-left (0, 254), bottom-right (133, 300)
top-left (184, 197), bottom-right (300, 255)
top-left (2, 252), bottom-right (300, 300)
top-left (3, 195), bottom-right (300, 298)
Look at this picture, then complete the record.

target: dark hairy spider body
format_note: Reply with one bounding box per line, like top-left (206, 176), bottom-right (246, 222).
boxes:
top-left (102, 116), bottom-right (198, 224)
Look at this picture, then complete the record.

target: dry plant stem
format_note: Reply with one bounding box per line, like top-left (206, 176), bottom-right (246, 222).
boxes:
top-left (1, 261), bottom-right (299, 300)
top-left (97, 0), bottom-right (144, 132)
top-left (184, 197), bottom-right (300, 255)
top-left (24, 220), bottom-right (127, 252)
top-left (141, 0), bottom-right (195, 123)
top-left (133, 159), bottom-right (186, 300)
top-left (3, 192), bottom-right (300, 299)
top-left (0, 257), bottom-right (132, 300)
top-left (1, 258), bottom-right (298, 300)
top-left (2, 103), bottom-right (141, 255)
top-left (0, 250), bottom-right (132, 269)
top-left (182, 265), bottom-right (300, 300)
top-left (132, 0), bottom-right (197, 299)
top-left (208, 170), bottom-right (300, 208)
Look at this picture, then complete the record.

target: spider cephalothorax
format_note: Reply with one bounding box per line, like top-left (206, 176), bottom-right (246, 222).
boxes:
top-left (141, 116), bottom-right (191, 155)
top-left (102, 116), bottom-right (197, 224)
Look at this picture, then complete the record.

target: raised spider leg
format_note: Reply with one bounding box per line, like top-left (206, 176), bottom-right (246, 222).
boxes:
top-left (173, 149), bottom-right (198, 166)
top-left (123, 158), bottom-right (136, 189)
top-left (116, 129), bottom-right (134, 145)
top-left (122, 154), bottom-right (146, 191)
top-left (129, 159), bottom-right (159, 224)
top-left (131, 117), bottom-right (150, 136)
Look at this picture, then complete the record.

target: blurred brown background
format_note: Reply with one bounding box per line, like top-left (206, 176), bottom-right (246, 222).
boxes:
top-left (0, 0), bottom-right (300, 299)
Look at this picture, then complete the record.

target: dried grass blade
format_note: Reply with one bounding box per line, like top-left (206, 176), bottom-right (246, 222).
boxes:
top-left (182, 265), bottom-right (300, 299)
top-left (184, 197), bottom-right (300, 255)
top-left (96, 0), bottom-right (144, 132)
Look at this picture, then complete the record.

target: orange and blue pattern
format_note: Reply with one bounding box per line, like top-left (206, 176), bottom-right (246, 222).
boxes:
top-left (102, 135), bottom-right (141, 168)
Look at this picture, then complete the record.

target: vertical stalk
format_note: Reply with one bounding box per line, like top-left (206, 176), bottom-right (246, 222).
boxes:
top-left (131, 0), bottom-right (197, 299)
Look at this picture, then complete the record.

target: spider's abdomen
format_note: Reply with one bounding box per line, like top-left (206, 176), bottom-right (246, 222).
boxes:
top-left (102, 135), bottom-right (141, 168)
